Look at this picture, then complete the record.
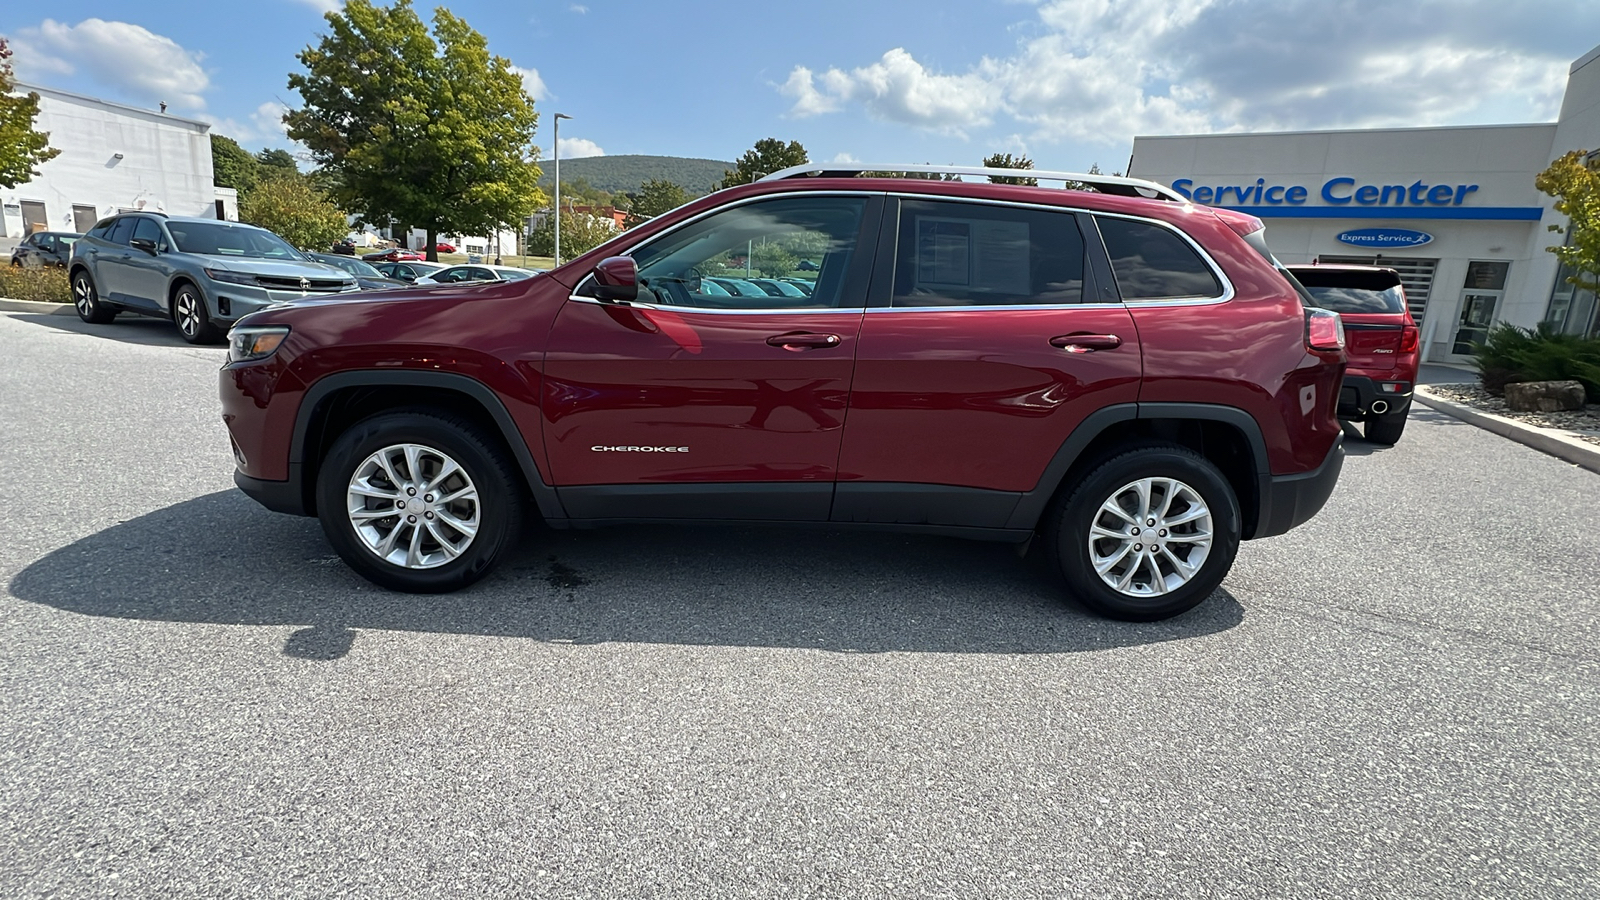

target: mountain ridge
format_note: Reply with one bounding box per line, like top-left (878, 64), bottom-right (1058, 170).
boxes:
top-left (535, 155), bottom-right (732, 196)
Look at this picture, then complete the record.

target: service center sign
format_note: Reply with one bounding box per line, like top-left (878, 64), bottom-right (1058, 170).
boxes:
top-left (1170, 177), bottom-right (1480, 208)
top-left (1336, 228), bottom-right (1433, 248)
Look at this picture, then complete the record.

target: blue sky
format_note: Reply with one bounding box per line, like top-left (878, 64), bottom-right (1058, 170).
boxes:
top-left (4, 1), bottom-right (1599, 175)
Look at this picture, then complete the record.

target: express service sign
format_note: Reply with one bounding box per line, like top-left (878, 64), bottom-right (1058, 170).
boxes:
top-left (1336, 228), bottom-right (1433, 248)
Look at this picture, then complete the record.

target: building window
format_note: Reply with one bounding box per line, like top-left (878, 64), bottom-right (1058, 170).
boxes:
top-left (1543, 226), bottom-right (1598, 338)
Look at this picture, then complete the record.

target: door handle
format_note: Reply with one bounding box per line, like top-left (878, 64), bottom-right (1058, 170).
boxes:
top-left (1049, 333), bottom-right (1122, 353)
top-left (767, 332), bottom-right (841, 351)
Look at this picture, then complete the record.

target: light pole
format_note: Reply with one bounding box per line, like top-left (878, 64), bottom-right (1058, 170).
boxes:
top-left (552, 113), bottom-right (572, 266)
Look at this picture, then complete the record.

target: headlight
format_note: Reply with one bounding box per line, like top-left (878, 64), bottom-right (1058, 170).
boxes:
top-left (228, 325), bottom-right (290, 362)
top-left (205, 268), bottom-right (259, 286)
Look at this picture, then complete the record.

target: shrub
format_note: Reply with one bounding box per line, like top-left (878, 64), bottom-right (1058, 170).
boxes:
top-left (0, 265), bottom-right (71, 303)
top-left (1472, 322), bottom-right (1600, 402)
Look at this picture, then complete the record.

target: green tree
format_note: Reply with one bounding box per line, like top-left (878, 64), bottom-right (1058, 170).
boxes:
top-left (983, 152), bottom-right (1037, 186)
top-left (750, 242), bottom-right (798, 278)
top-left (1536, 149), bottom-right (1600, 298)
top-left (285, 0), bottom-right (545, 261)
top-left (718, 138), bottom-right (807, 189)
top-left (0, 38), bottom-right (60, 189)
top-left (256, 147), bottom-right (300, 177)
top-left (527, 209), bottom-right (617, 257)
top-left (239, 176), bottom-right (350, 251)
top-left (627, 178), bottom-right (690, 224)
top-left (210, 135), bottom-right (261, 192)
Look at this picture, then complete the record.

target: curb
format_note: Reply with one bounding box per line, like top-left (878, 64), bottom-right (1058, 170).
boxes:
top-left (0, 298), bottom-right (74, 315)
top-left (1414, 384), bottom-right (1600, 475)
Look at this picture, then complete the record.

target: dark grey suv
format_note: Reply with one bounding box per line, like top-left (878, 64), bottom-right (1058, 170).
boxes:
top-left (67, 214), bottom-right (357, 343)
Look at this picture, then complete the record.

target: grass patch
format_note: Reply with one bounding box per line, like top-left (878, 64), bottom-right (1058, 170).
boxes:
top-left (0, 266), bottom-right (71, 304)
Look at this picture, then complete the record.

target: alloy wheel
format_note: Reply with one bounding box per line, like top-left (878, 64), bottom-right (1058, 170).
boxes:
top-left (74, 276), bottom-right (93, 316)
top-left (175, 291), bottom-right (199, 337)
top-left (346, 443), bottom-right (480, 569)
top-left (1087, 477), bottom-right (1213, 597)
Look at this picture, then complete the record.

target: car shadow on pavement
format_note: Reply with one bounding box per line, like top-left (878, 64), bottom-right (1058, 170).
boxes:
top-left (5, 312), bottom-right (224, 349)
top-left (9, 491), bottom-right (1243, 660)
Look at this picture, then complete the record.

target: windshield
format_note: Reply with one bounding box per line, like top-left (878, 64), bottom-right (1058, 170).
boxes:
top-left (167, 222), bottom-right (302, 259)
top-left (316, 255), bottom-right (383, 278)
top-left (499, 269), bottom-right (535, 281)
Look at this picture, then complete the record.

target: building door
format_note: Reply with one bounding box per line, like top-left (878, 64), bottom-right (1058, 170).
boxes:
top-left (72, 205), bottom-right (98, 233)
top-left (19, 201), bottom-right (47, 234)
top-left (1452, 261), bottom-right (1510, 355)
top-left (1317, 254), bottom-right (1438, 328)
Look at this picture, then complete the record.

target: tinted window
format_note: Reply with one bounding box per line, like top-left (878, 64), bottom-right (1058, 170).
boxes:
top-left (105, 217), bottom-right (136, 246)
top-left (130, 217), bottom-right (166, 249)
top-left (88, 219), bottom-right (116, 240)
top-left (499, 269), bottom-right (534, 281)
top-left (1097, 217), bottom-right (1222, 300)
top-left (465, 267), bottom-right (496, 281)
top-left (1292, 269), bottom-right (1406, 314)
top-left (167, 222), bottom-right (300, 258)
top-left (891, 200), bottom-right (1085, 308)
top-left (625, 195), bottom-right (866, 309)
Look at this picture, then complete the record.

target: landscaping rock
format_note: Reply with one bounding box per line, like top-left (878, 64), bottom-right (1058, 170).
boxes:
top-left (1504, 380), bottom-right (1587, 412)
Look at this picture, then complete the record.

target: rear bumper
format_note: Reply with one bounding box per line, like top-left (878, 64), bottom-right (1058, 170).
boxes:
top-left (1251, 435), bottom-right (1344, 540)
top-left (1338, 374), bottom-right (1413, 419)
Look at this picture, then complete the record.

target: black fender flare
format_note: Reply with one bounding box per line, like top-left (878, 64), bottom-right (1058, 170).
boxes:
top-left (291, 370), bottom-right (565, 521)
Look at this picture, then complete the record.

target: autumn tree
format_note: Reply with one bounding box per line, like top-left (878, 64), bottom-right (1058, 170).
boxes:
top-left (239, 176), bottom-right (349, 250)
top-left (983, 152), bottom-right (1037, 186)
top-left (0, 37), bottom-right (60, 189)
top-left (718, 138), bottom-right (807, 188)
top-left (1536, 149), bottom-right (1600, 297)
top-left (285, 0), bottom-right (544, 261)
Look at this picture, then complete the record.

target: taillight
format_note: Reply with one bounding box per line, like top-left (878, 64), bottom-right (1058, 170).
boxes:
top-left (1399, 325), bottom-right (1419, 353)
top-left (1305, 309), bottom-right (1345, 352)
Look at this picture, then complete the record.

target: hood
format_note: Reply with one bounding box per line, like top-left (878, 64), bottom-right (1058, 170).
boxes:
top-left (196, 256), bottom-right (354, 280)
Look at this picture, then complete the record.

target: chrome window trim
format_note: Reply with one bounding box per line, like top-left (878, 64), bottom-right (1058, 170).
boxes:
top-left (865, 303), bottom-right (1128, 314)
top-left (566, 189), bottom-right (879, 313)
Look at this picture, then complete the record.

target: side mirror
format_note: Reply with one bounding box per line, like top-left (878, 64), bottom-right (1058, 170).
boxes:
top-left (129, 237), bottom-right (157, 254)
top-left (592, 256), bottom-right (638, 303)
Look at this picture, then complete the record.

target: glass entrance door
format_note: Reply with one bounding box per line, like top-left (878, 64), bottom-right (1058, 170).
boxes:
top-left (1451, 261), bottom-right (1510, 355)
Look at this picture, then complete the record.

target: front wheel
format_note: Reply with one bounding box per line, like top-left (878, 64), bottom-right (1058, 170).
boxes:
top-left (315, 410), bottom-right (526, 593)
top-left (1364, 412), bottom-right (1407, 445)
top-left (1045, 444), bottom-right (1240, 621)
top-left (72, 270), bottom-right (116, 324)
top-left (172, 283), bottom-right (223, 344)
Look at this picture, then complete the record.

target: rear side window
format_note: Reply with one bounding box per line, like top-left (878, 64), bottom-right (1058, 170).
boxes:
top-left (1291, 269), bottom-right (1407, 314)
top-left (892, 199), bottom-right (1086, 307)
top-left (1096, 217), bottom-right (1222, 300)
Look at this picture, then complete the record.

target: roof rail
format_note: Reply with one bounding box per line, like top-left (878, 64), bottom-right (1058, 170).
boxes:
top-left (757, 163), bottom-right (1185, 201)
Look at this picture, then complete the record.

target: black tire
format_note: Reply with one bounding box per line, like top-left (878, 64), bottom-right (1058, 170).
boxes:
top-left (171, 282), bottom-right (223, 344)
top-left (315, 410), bottom-right (525, 593)
top-left (1044, 443), bottom-right (1240, 621)
top-left (1364, 412), bottom-right (1407, 445)
top-left (71, 270), bottom-right (116, 324)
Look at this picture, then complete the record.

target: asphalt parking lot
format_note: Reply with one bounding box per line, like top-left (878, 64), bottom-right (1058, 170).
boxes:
top-left (2, 309), bottom-right (1597, 899)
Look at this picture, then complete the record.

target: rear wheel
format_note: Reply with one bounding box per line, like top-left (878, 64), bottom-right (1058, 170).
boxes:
top-left (1045, 443), bottom-right (1240, 621)
top-left (315, 410), bottom-right (525, 593)
top-left (1364, 412), bottom-right (1407, 445)
top-left (72, 270), bottom-right (116, 324)
top-left (172, 283), bottom-right (223, 344)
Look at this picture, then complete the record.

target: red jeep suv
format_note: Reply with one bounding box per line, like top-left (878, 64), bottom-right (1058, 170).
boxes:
top-left (221, 164), bottom-right (1347, 620)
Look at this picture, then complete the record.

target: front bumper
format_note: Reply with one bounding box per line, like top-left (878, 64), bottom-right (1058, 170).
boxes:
top-left (1338, 374), bottom-right (1413, 419)
top-left (207, 282), bottom-right (357, 322)
top-left (1251, 435), bottom-right (1344, 540)
top-left (235, 467), bottom-right (310, 516)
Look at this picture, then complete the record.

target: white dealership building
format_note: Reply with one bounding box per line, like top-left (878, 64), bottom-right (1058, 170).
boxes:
top-left (1, 83), bottom-right (225, 240)
top-left (1129, 42), bottom-right (1600, 363)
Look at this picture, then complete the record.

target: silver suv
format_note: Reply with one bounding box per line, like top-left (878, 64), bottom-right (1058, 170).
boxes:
top-left (67, 214), bottom-right (358, 343)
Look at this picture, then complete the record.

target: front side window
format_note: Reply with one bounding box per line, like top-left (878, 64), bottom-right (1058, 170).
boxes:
top-left (105, 217), bottom-right (136, 246)
top-left (1096, 217), bottom-right (1222, 301)
top-left (621, 195), bottom-right (867, 309)
top-left (892, 199), bottom-right (1087, 307)
top-left (130, 217), bottom-right (167, 250)
top-left (166, 222), bottom-right (301, 259)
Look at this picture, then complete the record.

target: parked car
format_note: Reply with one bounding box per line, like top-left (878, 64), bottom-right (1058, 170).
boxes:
top-left (68, 213), bottom-right (357, 343)
top-left (362, 247), bottom-right (426, 263)
top-left (370, 260), bottom-right (448, 283)
top-left (745, 277), bottom-right (809, 299)
top-left (412, 264), bottom-right (540, 285)
top-left (330, 239), bottom-right (356, 256)
top-left (10, 231), bottom-right (81, 268)
top-left (221, 164), bottom-right (1347, 620)
top-left (303, 252), bottom-right (409, 291)
top-left (1288, 264), bottom-right (1418, 445)
top-left (795, 259), bottom-right (820, 271)
top-left (425, 242), bottom-right (457, 254)
top-left (705, 276), bottom-right (772, 298)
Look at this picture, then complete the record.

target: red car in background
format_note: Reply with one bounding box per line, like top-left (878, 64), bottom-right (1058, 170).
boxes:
top-left (362, 247), bottom-right (426, 263)
top-left (1288, 264), bottom-right (1419, 445)
top-left (425, 242), bottom-right (457, 254)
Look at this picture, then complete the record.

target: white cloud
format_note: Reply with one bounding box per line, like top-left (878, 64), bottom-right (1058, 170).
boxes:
top-left (779, 0), bottom-right (1597, 146)
top-left (554, 137), bottom-right (604, 159)
top-left (829, 152), bottom-right (860, 164)
top-left (10, 19), bottom-right (210, 110)
top-left (569, 4), bottom-right (588, 13)
top-left (510, 66), bottom-right (549, 101)
top-left (293, 0), bottom-right (342, 13)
